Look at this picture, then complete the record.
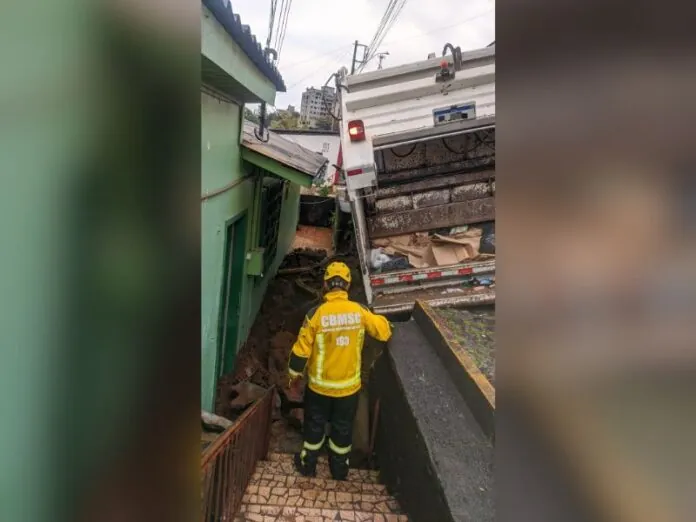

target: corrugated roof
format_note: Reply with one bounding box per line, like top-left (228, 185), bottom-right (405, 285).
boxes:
top-left (242, 121), bottom-right (329, 179)
top-left (202, 0), bottom-right (286, 92)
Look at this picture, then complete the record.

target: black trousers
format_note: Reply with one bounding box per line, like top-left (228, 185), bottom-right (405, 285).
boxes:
top-left (300, 387), bottom-right (360, 479)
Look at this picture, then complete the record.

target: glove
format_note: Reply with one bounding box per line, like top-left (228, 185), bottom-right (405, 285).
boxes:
top-left (288, 372), bottom-right (302, 389)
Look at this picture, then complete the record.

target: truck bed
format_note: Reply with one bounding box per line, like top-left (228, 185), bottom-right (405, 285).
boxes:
top-left (338, 43), bottom-right (496, 310)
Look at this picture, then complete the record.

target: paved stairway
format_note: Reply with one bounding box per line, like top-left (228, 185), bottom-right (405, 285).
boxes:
top-left (235, 425), bottom-right (409, 521)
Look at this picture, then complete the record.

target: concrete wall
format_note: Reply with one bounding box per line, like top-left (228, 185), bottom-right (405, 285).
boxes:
top-left (201, 92), bottom-right (302, 410)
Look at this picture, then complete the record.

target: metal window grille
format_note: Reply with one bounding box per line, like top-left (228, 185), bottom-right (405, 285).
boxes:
top-left (258, 177), bottom-right (286, 275)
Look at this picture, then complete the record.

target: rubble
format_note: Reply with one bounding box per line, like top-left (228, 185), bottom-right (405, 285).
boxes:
top-left (215, 249), bottom-right (370, 434)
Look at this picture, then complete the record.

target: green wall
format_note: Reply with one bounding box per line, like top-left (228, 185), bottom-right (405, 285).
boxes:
top-left (201, 91), bottom-right (302, 411)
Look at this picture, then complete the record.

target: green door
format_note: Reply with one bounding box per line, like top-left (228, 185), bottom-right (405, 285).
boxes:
top-left (217, 214), bottom-right (247, 376)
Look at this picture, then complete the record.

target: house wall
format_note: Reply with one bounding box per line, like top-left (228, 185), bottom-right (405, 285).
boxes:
top-left (201, 6), bottom-right (277, 104)
top-left (201, 91), bottom-right (302, 411)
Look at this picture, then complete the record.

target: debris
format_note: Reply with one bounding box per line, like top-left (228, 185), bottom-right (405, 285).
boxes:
top-left (380, 256), bottom-right (411, 271)
top-left (201, 410), bottom-right (234, 430)
top-left (295, 277), bottom-right (322, 299)
top-left (268, 330), bottom-right (296, 382)
top-left (479, 222), bottom-right (495, 254)
top-left (215, 249), bottom-right (368, 431)
top-left (369, 248), bottom-right (393, 270)
top-left (227, 381), bottom-right (268, 409)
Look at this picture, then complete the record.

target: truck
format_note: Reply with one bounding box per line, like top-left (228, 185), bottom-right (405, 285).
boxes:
top-left (334, 43), bottom-right (496, 314)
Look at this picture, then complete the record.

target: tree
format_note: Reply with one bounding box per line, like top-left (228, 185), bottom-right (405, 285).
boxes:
top-left (314, 117), bottom-right (333, 131)
top-left (269, 112), bottom-right (301, 130)
top-left (244, 107), bottom-right (259, 124)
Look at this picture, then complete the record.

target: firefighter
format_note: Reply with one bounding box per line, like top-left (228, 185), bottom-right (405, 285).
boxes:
top-left (287, 261), bottom-right (393, 480)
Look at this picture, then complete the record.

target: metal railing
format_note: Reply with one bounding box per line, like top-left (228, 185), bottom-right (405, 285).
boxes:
top-left (201, 386), bottom-right (274, 522)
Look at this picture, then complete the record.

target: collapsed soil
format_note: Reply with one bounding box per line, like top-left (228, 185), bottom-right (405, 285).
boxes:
top-left (215, 248), bottom-right (368, 420)
top-left (432, 307), bottom-right (496, 384)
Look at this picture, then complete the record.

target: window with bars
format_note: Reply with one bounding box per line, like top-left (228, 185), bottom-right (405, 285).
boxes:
top-left (258, 176), bottom-right (286, 276)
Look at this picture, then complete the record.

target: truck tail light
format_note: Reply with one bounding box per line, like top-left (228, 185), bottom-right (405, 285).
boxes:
top-left (348, 120), bottom-right (365, 142)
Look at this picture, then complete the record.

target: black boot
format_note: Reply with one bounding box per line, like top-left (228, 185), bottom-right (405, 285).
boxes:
top-left (328, 452), bottom-right (350, 481)
top-left (293, 451), bottom-right (317, 477)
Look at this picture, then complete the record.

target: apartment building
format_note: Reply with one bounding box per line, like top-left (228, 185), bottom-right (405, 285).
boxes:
top-left (299, 85), bottom-right (336, 127)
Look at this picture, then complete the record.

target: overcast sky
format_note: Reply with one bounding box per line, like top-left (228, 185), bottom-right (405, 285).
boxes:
top-left (231, 0), bottom-right (495, 110)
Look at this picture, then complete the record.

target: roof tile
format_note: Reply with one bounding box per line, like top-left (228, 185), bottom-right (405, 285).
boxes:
top-left (203, 0), bottom-right (286, 91)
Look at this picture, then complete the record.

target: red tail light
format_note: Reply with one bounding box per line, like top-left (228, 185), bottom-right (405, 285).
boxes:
top-left (348, 120), bottom-right (365, 142)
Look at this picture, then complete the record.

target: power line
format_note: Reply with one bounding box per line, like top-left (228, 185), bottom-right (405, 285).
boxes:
top-left (286, 47), bottom-right (352, 90)
top-left (382, 9), bottom-right (493, 47)
top-left (364, 0), bottom-right (407, 65)
top-left (279, 10), bottom-right (492, 71)
top-left (358, 0), bottom-right (408, 72)
top-left (281, 44), bottom-right (351, 69)
top-left (365, 0), bottom-right (398, 54)
top-left (276, 0), bottom-right (294, 63)
top-left (362, 0), bottom-right (400, 65)
top-left (265, 0), bottom-right (278, 49)
top-left (272, 0), bottom-right (285, 51)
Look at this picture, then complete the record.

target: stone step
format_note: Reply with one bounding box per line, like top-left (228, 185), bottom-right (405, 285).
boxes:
top-left (250, 470), bottom-right (389, 496)
top-left (258, 453), bottom-right (380, 484)
top-left (242, 482), bottom-right (401, 512)
top-left (235, 504), bottom-right (409, 521)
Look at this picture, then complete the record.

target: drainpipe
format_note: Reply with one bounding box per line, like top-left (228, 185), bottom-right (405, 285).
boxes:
top-left (255, 48), bottom-right (278, 143)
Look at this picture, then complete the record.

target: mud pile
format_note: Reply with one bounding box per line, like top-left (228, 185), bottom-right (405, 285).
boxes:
top-left (215, 249), bottom-right (367, 421)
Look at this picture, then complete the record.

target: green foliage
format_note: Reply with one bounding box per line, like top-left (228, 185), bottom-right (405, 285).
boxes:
top-left (314, 117), bottom-right (334, 131)
top-left (269, 110), bottom-right (302, 130)
top-left (243, 107), bottom-right (259, 124)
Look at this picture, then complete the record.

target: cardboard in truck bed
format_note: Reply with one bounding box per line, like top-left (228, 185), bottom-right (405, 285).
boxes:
top-left (372, 229), bottom-right (490, 269)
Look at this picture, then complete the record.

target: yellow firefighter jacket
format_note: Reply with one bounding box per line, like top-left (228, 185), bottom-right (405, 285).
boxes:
top-left (288, 290), bottom-right (393, 398)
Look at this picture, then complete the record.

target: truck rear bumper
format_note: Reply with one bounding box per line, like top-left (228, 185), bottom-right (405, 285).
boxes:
top-left (372, 287), bottom-right (495, 315)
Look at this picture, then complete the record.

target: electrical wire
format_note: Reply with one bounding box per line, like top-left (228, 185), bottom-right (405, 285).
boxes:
top-left (359, 0), bottom-right (408, 72)
top-left (381, 9), bottom-right (493, 47)
top-left (365, 0), bottom-right (399, 55)
top-left (265, 0), bottom-right (278, 49)
top-left (356, 0), bottom-right (398, 73)
top-left (320, 73), bottom-right (341, 122)
top-left (286, 47), bottom-right (352, 90)
top-left (272, 0), bottom-right (285, 51)
top-left (366, 0), bottom-right (407, 64)
top-left (281, 44), bottom-right (351, 69)
top-left (275, 0), bottom-right (294, 63)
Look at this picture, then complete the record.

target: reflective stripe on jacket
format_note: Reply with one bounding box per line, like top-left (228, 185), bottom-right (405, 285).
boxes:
top-left (288, 290), bottom-right (392, 398)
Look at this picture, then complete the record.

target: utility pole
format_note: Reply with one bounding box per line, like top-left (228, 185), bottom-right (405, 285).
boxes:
top-left (376, 51), bottom-right (390, 70)
top-left (350, 40), bottom-right (369, 75)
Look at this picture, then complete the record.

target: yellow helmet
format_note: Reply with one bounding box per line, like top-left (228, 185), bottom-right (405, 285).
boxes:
top-left (324, 261), bottom-right (352, 284)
